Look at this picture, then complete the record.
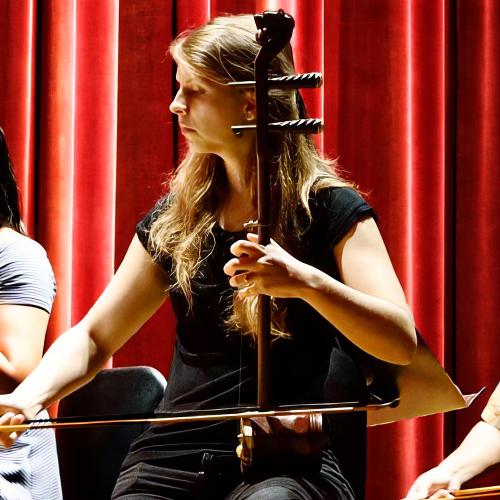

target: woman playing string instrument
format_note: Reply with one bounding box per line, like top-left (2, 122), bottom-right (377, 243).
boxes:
top-left (0, 15), bottom-right (416, 499)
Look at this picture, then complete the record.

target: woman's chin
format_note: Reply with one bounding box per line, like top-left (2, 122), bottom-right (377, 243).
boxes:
top-left (185, 139), bottom-right (217, 155)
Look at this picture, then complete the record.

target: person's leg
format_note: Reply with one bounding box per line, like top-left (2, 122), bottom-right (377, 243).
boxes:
top-left (112, 451), bottom-right (242, 500)
top-left (26, 419), bottom-right (63, 500)
top-left (225, 474), bottom-right (354, 500)
top-left (111, 462), bottom-right (202, 500)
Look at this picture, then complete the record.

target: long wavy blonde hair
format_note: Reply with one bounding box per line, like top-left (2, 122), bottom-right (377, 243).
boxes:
top-left (149, 14), bottom-right (351, 340)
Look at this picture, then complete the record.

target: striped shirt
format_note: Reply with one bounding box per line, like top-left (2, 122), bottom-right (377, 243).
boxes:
top-left (0, 411), bottom-right (62, 500)
top-left (0, 235), bottom-right (55, 313)
top-left (0, 232), bottom-right (61, 500)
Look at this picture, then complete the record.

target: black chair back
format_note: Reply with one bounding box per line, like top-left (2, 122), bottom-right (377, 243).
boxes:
top-left (56, 366), bottom-right (166, 500)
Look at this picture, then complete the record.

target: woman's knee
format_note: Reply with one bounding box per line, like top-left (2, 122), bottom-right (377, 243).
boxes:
top-left (227, 477), bottom-right (322, 500)
top-left (239, 484), bottom-right (302, 500)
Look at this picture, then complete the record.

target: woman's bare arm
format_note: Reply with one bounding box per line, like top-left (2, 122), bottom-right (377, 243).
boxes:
top-left (225, 219), bottom-right (416, 365)
top-left (0, 305), bottom-right (49, 393)
top-left (0, 235), bottom-right (167, 422)
top-left (305, 217), bottom-right (416, 364)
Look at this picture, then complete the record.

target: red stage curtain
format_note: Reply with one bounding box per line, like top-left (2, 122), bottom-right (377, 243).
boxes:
top-left (1, 0), bottom-right (119, 343)
top-left (0, 1), bottom-right (498, 498)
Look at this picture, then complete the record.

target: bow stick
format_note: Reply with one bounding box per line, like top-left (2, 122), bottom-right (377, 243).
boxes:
top-left (399, 485), bottom-right (500, 500)
top-left (451, 485), bottom-right (500, 499)
top-left (0, 399), bottom-right (398, 433)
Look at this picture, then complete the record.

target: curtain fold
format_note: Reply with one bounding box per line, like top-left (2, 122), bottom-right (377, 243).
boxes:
top-left (36, 0), bottom-right (77, 339)
top-left (112, 0), bottom-right (176, 370)
top-left (0, 0), bottom-right (498, 498)
top-left (0, 0), bottom-right (37, 232)
top-left (71, 0), bottom-right (118, 325)
top-left (32, 0), bottom-right (119, 346)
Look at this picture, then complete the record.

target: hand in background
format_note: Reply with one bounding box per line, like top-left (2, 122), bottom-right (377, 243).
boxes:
top-left (403, 465), bottom-right (461, 499)
top-left (0, 394), bottom-right (29, 447)
top-left (404, 416), bottom-right (500, 500)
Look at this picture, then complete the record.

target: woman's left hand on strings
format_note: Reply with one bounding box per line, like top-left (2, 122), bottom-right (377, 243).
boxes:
top-left (224, 233), bottom-right (312, 299)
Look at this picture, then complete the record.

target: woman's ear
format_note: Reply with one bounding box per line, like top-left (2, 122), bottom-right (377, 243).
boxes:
top-left (243, 90), bottom-right (256, 121)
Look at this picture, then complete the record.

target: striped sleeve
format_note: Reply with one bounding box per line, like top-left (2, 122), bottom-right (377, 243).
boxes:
top-left (0, 237), bottom-right (56, 313)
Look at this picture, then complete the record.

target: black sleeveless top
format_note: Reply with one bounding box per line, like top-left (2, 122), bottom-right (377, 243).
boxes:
top-left (135, 187), bottom-right (374, 411)
top-left (123, 186), bottom-right (375, 497)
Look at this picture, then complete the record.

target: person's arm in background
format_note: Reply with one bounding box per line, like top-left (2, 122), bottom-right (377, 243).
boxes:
top-left (0, 304), bottom-right (49, 394)
top-left (404, 383), bottom-right (500, 500)
top-left (0, 233), bottom-right (55, 396)
top-left (0, 236), bottom-right (168, 445)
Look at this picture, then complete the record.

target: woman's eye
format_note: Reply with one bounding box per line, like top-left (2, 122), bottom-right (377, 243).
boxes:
top-left (186, 85), bottom-right (206, 95)
top-left (175, 83), bottom-right (205, 97)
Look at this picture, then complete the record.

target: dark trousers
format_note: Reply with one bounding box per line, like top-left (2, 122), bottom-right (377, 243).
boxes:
top-left (112, 449), bottom-right (356, 500)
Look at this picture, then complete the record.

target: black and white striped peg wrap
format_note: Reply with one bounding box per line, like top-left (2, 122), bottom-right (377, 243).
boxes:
top-left (268, 118), bottom-right (324, 133)
top-left (231, 118), bottom-right (324, 135)
top-left (227, 72), bottom-right (323, 89)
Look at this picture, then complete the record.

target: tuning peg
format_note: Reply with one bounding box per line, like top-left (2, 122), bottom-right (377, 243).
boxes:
top-left (268, 73), bottom-right (323, 89)
top-left (268, 118), bottom-right (324, 133)
top-left (232, 118), bottom-right (323, 135)
top-left (228, 72), bottom-right (323, 89)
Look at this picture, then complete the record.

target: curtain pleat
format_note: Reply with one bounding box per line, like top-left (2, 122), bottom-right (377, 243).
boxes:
top-left (112, 0), bottom-right (176, 371)
top-left (0, 0), bottom-right (37, 231)
top-left (31, 0), bottom-right (119, 347)
top-left (71, 0), bottom-right (118, 325)
top-left (36, 0), bottom-right (77, 339)
top-left (0, 0), bottom-right (499, 497)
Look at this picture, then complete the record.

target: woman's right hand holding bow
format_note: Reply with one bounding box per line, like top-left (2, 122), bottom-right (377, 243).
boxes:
top-left (0, 392), bottom-right (34, 447)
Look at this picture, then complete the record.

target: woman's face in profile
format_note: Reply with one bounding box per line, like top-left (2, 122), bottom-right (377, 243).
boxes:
top-left (169, 62), bottom-right (251, 157)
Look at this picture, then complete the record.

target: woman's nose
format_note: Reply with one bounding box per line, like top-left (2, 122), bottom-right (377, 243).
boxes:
top-left (169, 90), bottom-right (187, 115)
